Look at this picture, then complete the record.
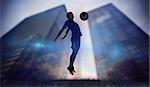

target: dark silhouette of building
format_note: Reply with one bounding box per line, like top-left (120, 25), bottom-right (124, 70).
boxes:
top-left (88, 4), bottom-right (149, 81)
top-left (1, 5), bottom-right (70, 82)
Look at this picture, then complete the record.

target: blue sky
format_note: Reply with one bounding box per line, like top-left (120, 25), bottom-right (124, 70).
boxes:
top-left (2, 0), bottom-right (149, 37)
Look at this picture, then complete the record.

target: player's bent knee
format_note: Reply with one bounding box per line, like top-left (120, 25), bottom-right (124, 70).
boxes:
top-left (73, 49), bottom-right (78, 54)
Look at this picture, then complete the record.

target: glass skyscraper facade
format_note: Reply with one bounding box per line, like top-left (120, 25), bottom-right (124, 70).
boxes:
top-left (88, 4), bottom-right (149, 81)
top-left (1, 5), bottom-right (71, 82)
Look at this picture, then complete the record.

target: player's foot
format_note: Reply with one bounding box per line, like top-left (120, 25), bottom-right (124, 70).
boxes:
top-left (72, 68), bottom-right (76, 73)
top-left (67, 66), bottom-right (75, 75)
top-left (67, 66), bottom-right (73, 75)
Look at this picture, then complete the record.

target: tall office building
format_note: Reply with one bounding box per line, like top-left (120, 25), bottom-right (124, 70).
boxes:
top-left (88, 4), bottom-right (149, 81)
top-left (1, 5), bottom-right (73, 82)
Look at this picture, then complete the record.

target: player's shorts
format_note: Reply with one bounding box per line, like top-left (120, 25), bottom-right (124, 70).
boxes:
top-left (71, 37), bottom-right (80, 52)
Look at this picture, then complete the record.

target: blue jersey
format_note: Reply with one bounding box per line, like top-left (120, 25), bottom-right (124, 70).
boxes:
top-left (63, 20), bottom-right (82, 39)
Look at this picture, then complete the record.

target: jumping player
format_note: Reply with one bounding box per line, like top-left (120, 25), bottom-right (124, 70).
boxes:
top-left (54, 12), bottom-right (82, 75)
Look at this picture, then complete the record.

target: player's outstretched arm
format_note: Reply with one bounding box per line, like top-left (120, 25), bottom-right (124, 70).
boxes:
top-left (54, 28), bottom-right (65, 41)
top-left (54, 23), bottom-right (67, 41)
top-left (62, 29), bottom-right (69, 39)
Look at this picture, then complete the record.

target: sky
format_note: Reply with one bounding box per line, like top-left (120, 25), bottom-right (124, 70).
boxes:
top-left (1, 0), bottom-right (149, 79)
top-left (1, 0), bottom-right (149, 37)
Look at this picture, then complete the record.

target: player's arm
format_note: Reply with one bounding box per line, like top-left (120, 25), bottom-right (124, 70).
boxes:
top-left (62, 29), bottom-right (69, 39)
top-left (54, 22), bottom-right (67, 41)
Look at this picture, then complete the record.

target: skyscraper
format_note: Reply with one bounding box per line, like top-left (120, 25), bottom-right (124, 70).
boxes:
top-left (88, 4), bottom-right (149, 81)
top-left (1, 5), bottom-right (71, 82)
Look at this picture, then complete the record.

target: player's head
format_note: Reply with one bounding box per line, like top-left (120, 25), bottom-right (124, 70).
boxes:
top-left (67, 12), bottom-right (74, 20)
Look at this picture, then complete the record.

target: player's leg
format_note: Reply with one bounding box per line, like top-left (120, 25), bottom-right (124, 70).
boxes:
top-left (69, 49), bottom-right (78, 68)
top-left (69, 39), bottom-right (80, 70)
top-left (67, 49), bottom-right (78, 75)
top-left (67, 38), bottom-right (80, 75)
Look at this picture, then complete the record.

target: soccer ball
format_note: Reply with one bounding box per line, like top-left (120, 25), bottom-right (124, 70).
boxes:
top-left (80, 12), bottom-right (88, 21)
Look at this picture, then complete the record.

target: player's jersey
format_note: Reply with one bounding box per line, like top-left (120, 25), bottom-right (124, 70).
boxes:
top-left (63, 20), bottom-right (82, 38)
